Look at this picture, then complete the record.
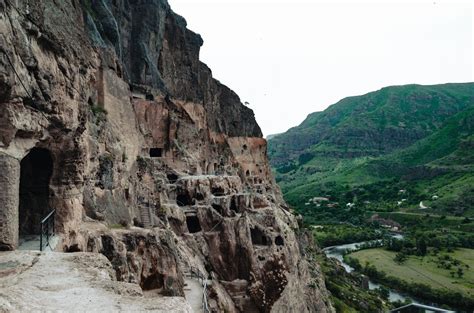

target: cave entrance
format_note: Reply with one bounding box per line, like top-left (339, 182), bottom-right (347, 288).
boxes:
top-left (19, 148), bottom-right (53, 237)
top-left (141, 272), bottom-right (165, 291)
top-left (211, 186), bottom-right (225, 196)
top-left (186, 215), bottom-right (202, 233)
top-left (251, 227), bottom-right (270, 246)
top-left (149, 148), bottom-right (162, 158)
top-left (176, 191), bottom-right (193, 207)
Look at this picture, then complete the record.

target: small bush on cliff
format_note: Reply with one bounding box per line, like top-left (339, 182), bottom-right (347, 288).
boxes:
top-left (91, 105), bottom-right (107, 116)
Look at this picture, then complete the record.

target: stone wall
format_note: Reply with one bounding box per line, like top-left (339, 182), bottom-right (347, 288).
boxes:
top-left (0, 153), bottom-right (19, 250)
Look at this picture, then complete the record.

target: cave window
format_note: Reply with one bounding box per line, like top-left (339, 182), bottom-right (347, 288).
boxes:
top-left (251, 227), bottom-right (269, 246)
top-left (243, 144), bottom-right (248, 150)
top-left (212, 204), bottom-right (224, 216)
top-left (186, 215), bottom-right (202, 233)
top-left (146, 93), bottom-right (154, 101)
top-left (211, 186), bottom-right (225, 196)
top-left (19, 148), bottom-right (54, 236)
top-left (66, 244), bottom-right (81, 253)
top-left (141, 272), bottom-right (164, 291)
top-left (167, 173), bottom-right (178, 183)
top-left (246, 170), bottom-right (250, 177)
top-left (177, 193), bottom-right (192, 206)
top-left (230, 196), bottom-right (241, 213)
top-left (195, 193), bottom-right (205, 201)
top-left (230, 198), bottom-right (237, 213)
top-left (149, 148), bottom-right (162, 157)
top-left (275, 236), bottom-right (284, 246)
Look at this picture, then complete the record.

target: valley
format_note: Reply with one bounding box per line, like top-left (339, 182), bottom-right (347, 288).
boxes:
top-left (268, 83), bottom-right (474, 312)
top-left (348, 248), bottom-right (474, 296)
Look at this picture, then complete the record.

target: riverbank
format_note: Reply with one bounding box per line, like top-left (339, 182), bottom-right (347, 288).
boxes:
top-left (315, 251), bottom-right (389, 312)
top-left (348, 248), bottom-right (474, 296)
top-left (312, 224), bottom-right (383, 248)
top-left (345, 248), bottom-right (474, 311)
top-left (322, 239), bottom-right (414, 304)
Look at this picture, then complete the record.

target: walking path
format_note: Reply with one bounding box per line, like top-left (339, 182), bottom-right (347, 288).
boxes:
top-left (0, 251), bottom-right (192, 312)
top-left (18, 235), bottom-right (59, 251)
top-left (184, 278), bottom-right (204, 313)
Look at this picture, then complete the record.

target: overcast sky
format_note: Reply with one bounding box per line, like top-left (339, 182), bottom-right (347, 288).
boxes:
top-left (168, 0), bottom-right (473, 136)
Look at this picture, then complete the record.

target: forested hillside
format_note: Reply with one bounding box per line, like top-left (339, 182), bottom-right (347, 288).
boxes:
top-left (268, 83), bottom-right (474, 222)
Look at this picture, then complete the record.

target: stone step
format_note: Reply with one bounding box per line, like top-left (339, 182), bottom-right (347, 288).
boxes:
top-left (139, 206), bottom-right (152, 228)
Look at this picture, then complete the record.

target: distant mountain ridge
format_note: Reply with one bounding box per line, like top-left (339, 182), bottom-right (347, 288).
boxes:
top-left (268, 83), bottom-right (474, 217)
top-left (266, 133), bottom-right (283, 140)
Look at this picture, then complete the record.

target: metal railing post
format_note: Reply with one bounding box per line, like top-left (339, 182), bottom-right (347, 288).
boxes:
top-left (46, 220), bottom-right (49, 248)
top-left (40, 223), bottom-right (43, 251)
top-left (39, 209), bottom-right (55, 251)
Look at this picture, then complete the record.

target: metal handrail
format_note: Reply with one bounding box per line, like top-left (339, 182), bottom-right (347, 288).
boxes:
top-left (202, 279), bottom-right (209, 313)
top-left (188, 267), bottom-right (211, 313)
top-left (40, 209), bottom-right (55, 224)
top-left (40, 209), bottom-right (55, 251)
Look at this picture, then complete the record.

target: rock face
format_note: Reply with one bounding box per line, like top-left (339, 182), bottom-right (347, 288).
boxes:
top-left (0, 1), bottom-right (332, 312)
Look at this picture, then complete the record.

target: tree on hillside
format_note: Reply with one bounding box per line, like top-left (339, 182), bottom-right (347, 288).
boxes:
top-left (377, 286), bottom-right (390, 300)
top-left (394, 252), bottom-right (407, 264)
top-left (416, 236), bottom-right (427, 256)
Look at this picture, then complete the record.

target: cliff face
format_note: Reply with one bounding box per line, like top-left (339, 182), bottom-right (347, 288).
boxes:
top-left (0, 0), bottom-right (332, 312)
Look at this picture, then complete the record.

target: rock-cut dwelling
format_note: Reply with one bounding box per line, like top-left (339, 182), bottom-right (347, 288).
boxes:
top-left (0, 148), bottom-right (54, 250)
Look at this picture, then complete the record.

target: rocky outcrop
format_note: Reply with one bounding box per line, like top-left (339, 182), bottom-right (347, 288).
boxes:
top-left (0, 0), bottom-right (332, 312)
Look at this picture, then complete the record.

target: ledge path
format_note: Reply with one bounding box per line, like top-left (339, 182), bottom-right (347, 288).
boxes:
top-left (0, 251), bottom-right (192, 312)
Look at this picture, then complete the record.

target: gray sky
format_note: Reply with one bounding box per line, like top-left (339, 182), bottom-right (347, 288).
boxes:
top-left (168, 0), bottom-right (473, 136)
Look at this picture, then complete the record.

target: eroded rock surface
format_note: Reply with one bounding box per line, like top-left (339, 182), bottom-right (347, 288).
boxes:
top-left (0, 251), bottom-right (191, 312)
top-left (0, 0), bottom-right (332, 312)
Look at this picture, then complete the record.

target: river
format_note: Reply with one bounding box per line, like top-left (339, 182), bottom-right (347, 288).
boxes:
top-left (322, 236), bottom-right (418, 304)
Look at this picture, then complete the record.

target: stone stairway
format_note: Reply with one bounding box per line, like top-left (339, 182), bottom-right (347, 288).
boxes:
top-left (139, 204), bottom-right (153, 228)
top-left (137, 196), bottom-right (155, 228)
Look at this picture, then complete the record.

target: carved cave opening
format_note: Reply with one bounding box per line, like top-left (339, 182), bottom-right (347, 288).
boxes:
top-left (186, 215), bottom-right (202, 233)
top-left (212, 203), bottom-right (224, 215)
top-left (149, 148), bottom-right (162, 157)
top-left (176, 193), bottom-right (192, 206)
top-left (275, 235), bottom-right (284, 246)
top-left (167, 173), bottom-right (178, 183)
top-left (19, 148), bottom-right (53, 236)
top-left (230, 196), bottom-right (244, 213)
top-left (211, 186), bottom-right (225, 196)
top-left (145, 93), bottom-right (154, 101)
top-left (141, 272), bottom-right (165, 291)
top-left (195, 193), bottom-right (205, 201)
top-left (251, 227), bottom-right (270, 246)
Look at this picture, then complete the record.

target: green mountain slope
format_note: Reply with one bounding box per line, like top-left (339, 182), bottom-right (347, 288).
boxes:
top-left (268, 83), bottom-right (474, 221)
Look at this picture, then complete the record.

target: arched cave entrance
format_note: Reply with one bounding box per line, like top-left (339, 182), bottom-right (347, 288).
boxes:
top-left (19, 148), bottom-right (53, 236)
